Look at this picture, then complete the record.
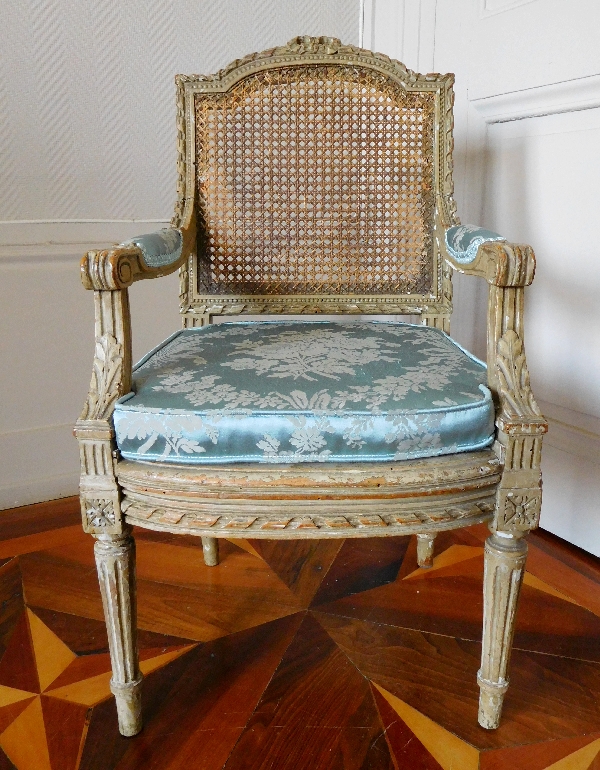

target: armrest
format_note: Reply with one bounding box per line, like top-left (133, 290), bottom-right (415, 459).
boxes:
top-left (441, 224), bottom-right (536, 287)
top-left (80, 227), bottom-right (188, 290)
top-left (75, 209), bottom-right (196, 533)
top-left (74, 226), bottom-right (191, 533)
top-left (77, 221), bottom-right (196, 428)
top-left (440, 224), bottom-right (543, 423)
top-left (439, 223), bottom-right (547, 531)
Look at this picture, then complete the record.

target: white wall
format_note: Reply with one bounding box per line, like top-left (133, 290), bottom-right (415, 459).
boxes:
top-left (3, 0), bottom-right (599, 557)
top-left (0, 0), bottom-right (360, 510)
top-left (365, 0), bottom-right (600, 555)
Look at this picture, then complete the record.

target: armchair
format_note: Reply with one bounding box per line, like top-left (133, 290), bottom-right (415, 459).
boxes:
top-left (74, 36), bottom-right (546, 738)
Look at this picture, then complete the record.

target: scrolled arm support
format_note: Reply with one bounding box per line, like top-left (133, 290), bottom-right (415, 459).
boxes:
top-left (444, 240), bottom-right (536, 288)
top-left (81, 246), bottom-right (151, 290)
top-left (81, 226), bottom-right (189, 291)
top-left (74, 287), bottom-right (132, 536)
top-left (488, 279), bottom-right (547, 535)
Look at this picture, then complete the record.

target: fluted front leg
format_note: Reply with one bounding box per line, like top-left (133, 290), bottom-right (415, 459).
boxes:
top-left (478, 532), bottom-right (527, 729)
top-left (94, 528), bottom-right (142, 736)
top-left (416, 533), bottom-right (435, 568)
top-left (201, 536), bottom-right (219, 566)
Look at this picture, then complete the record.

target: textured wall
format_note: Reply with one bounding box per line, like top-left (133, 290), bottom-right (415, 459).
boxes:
top-left (0, 1), bottom-right (360, 510)
top-left (0, 0), bottom-right (359, 223)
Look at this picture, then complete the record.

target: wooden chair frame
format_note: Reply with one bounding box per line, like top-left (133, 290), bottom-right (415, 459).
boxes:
top-left (74, 37), bottom-right (547, 737)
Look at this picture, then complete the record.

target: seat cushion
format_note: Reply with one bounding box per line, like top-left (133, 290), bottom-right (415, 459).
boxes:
top-left (114, 321), bottom-right (495, 464)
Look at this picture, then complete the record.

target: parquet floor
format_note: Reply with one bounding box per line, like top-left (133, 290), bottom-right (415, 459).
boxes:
top-left (0, 498), bottom-right (599, 769)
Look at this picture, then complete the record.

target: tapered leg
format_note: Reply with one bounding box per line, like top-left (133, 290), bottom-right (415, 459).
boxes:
top-left (94, 528), bottom-right (143, 736)
top-left (416, 533), bottom-right (435, 568)
top-left (478, 532), bottom-right (527, 729)
top-left (202, 536), bottom-right (219, 566)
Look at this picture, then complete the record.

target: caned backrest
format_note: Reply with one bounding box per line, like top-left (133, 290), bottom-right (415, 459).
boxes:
top-left (175, 37), bottom-right (456, 326)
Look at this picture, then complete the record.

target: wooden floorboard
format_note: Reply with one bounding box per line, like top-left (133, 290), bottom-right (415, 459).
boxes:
top-left (0, 498), bottom-right (79, 542)
top-left (0, 497), bottom-right (599, 769)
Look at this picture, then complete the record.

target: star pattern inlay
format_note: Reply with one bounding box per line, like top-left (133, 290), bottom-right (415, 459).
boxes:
top-left (0, 608), bottom-right (194, 770)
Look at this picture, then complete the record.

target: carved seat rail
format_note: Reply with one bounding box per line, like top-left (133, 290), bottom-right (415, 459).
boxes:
top-left (117, 451), bottom-right (501, 539)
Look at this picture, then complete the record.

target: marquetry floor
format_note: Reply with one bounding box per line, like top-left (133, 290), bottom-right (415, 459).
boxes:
top-left (0, 498), bottom-right (599, 769)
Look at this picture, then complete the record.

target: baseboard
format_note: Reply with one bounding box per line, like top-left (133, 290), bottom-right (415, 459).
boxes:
top-left (0, 422), bottom-right (80, 511)
top-left (539, 399), bottom-right (600, 465)
top-left (0, 473), bottom-right (79, 512)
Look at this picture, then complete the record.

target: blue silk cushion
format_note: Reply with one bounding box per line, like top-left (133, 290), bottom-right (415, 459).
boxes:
top-left (445, 225), bottom-right (505, 263)
top-left (120, 228), bottom-right (182, 268)
top-left (114, 321), bottom-right (495, 464)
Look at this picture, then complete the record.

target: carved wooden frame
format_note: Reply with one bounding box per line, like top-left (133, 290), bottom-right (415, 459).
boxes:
top-left (74, 36), bottom-right (547, 736)
top-left (174, 35), bottom-right (456, 331)
top-left (441, 238), bottom-right (547, 537)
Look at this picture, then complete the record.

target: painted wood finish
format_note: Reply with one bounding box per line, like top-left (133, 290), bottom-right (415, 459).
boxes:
top-left (73, 39), bottom-right (547, 734)
top-left (93, 530), bottom-right (142, 737)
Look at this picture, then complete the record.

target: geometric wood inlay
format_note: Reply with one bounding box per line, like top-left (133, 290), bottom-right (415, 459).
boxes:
top-left (402, 544), bottom-right (484, 580)
top-left (0, 698), bottom-right (52, 770)
top-left (372, 682), bottom-right (480, 770)
top-left (1, 496), bottom-right (600, 769)
top-left (543, 738), bottom-right (600, 770)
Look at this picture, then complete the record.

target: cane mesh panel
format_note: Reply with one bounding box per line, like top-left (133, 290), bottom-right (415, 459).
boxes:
top-left (195, 65), bottom-right (436, 297)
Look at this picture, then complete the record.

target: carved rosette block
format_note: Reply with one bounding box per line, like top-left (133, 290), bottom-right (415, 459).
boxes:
top-left (94, 530), bottom-right (142, 736)
top-left (85, 498), bottom-right (117, 529)
top-left (495, 488), bottom-right (542, 533)
top-left (478, 533), bottom-right (527, 729)
top-left (201, 537), bottom-right (220, 566)
top-left (80, 488), bottom-right (123, 535)
top-left (416, 533), bottom-right (435, 568)
top-left (75, 422), bottom-right (124, 535)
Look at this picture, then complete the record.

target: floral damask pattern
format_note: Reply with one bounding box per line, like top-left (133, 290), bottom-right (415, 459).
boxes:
top-left (444, 224), bottom-right (506, 264)
top-left (114, 321), bottom-right (494, 464)
top-left (116, 411), bottom-right (219, 460)
top-left (219, 327), bottom-right (402, 381)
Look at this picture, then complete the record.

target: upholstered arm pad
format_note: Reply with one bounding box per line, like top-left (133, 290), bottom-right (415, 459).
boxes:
top-left (442, 225), bottom-right (535, 287)
top-left (80, 228), bottom-right (186, 290)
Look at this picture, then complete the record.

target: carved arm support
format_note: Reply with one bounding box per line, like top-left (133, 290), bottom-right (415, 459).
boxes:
top-left (74, 224), bottom-right (195, 535)
top-left (74, 288), bottom-right (131, 535)
top-left (441, 229), bottom-right (548, 535)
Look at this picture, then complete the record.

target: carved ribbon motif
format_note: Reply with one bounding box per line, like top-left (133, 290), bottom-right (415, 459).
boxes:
top-left (281, 36), bottom-right (350, 55)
